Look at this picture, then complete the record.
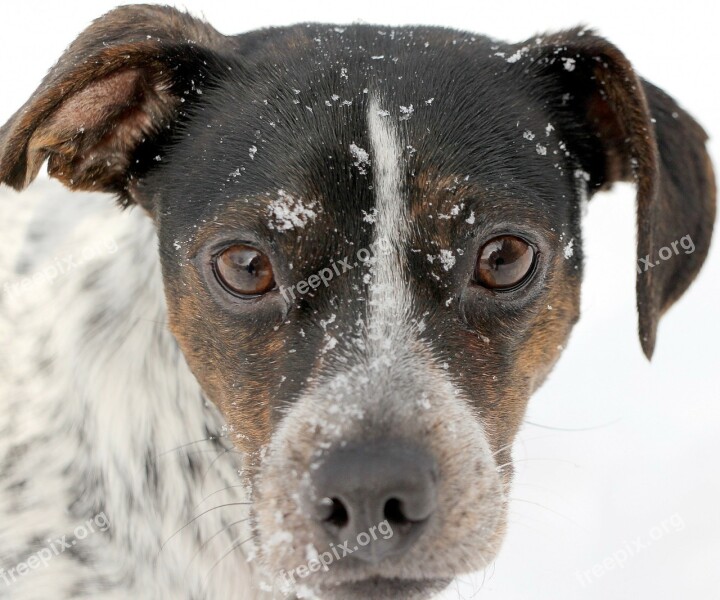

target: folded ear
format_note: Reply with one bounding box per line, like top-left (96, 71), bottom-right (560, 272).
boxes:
top-left (0, 5), bottom-right (231, 205)
top-left (519, 29), bottom-right (716, 358)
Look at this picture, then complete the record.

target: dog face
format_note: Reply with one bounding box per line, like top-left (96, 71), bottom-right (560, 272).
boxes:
top-left (0, 6), bottom-right (714, 599)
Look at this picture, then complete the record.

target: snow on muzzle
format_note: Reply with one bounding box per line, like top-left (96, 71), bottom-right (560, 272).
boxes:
top-left (252, 351), bottom-right (508, 593)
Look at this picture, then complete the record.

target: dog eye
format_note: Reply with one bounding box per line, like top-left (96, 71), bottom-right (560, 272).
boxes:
top-left (474, 235), bottom-right (536, 290)
top-left (213, 244), bottom-right (276, 297)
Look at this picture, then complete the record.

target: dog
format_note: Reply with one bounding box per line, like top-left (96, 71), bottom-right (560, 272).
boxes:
top-left (0, 4), bottom-right (715, 599)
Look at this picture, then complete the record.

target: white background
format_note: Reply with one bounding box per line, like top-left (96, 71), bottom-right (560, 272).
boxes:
top-left (1, 1), bottom-right (719, 598)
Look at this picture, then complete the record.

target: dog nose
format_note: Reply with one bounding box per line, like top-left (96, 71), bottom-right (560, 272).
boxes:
top-left (310, 441), bottom-right (438, 563)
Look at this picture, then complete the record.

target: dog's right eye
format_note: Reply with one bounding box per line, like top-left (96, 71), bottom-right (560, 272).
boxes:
top-left (213, 244), bottom-right (276, 297)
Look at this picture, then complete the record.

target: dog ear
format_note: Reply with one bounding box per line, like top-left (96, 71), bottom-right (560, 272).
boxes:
top-left (518, 30), bottom-right (716, 358)
top-left (0, 5), bottom-right (232, 205)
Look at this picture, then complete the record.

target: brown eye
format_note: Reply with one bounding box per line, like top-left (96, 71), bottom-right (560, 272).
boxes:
top-left (213, 244), bottom-right (276, 297)
top-left (475, 235), bottom-right (536, 290)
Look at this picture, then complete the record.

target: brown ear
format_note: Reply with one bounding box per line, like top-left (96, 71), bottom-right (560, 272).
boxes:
top-left (0, 5), bottom-right (231, 204)
top-left (520, 29), bottom-right (716, 358)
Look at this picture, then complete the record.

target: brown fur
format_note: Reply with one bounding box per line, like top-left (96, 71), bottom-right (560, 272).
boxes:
top-left (0, 4), bottom-right (230, 196)
top-left (525, 30), bottom-right (716, 357)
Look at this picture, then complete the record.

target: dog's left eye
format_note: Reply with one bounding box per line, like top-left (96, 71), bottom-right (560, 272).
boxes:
top-left (213, 244), bottom-right (276, 297)
top-left (474, 235), bottom-right (536, 290)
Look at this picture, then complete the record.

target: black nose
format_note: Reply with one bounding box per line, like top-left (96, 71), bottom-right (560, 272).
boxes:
top-left (309, 441), bottom-right (438, 563)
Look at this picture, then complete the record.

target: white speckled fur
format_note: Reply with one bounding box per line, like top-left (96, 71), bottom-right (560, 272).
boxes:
top-left (0, 180), bottom-right (266, 599)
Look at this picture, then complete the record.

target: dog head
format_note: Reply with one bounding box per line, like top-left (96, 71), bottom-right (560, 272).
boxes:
top-left (1, 6), bottom-right (714, 599)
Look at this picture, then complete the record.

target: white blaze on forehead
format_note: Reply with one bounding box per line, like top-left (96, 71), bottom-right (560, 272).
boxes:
top-left (366, 96), bottom-right (412, 352)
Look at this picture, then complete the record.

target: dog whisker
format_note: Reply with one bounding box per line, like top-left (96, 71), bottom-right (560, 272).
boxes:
top-left (193, 484), bottom-right (249, 511)
top-left (201, 534), bottom-right (256, 594)
top-left (509, 497), bottom-right (587, 531)
top-left (199, 447), bottom-right (237, 498)
top-left (159, 503), bottom-right (253, 553)
top-left (490, 440), bottom-right (516, 459)
top-left (183, 518), bottom-right (250, 580)
top-left (491, 433), bottom-right (568, 459)
top-left (496, 456), bottom-right (581, 471)
top-left (473, 568), bottom-right (488, 599)
top-left (158, 435), bottom-right (231, 458)
top-left (523, 418), bottom-right (622, 431)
